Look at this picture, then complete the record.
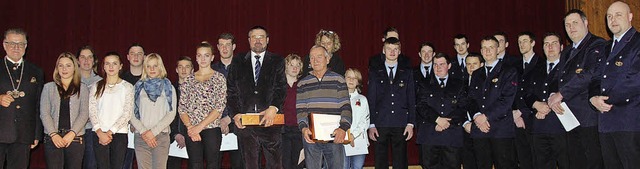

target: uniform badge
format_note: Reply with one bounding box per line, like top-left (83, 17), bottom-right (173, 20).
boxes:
top-left (452, 99), bottom-right (457, 104)
top-left (575, 68), bottom-right (583, 74)
top-left (615, 61), bottom-right (623, 67)
top-left (492, 78), bottom-right (498, 83)
top-left (399, 81), bottom-right (405, 87)
top-left (30, 77), bottom-right (37, 83)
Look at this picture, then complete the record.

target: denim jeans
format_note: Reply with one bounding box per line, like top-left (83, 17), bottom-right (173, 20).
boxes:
top-left (83, 129), bottom-right (97, 169)
top-left (303, 141), bottom-right (345, 169)
top-left (344, 154), bottom-right (366, 169)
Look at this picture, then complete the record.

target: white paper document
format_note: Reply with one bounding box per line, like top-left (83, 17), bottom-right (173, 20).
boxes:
top-left (220, 133), bottom-right (239, 151)
top-left (169, 141), bottom-right (189, 158)
top-left (127, 131), bottom-right (135, 149)
top-left (311, 114), bottom-right (347, 141)
top-left (557, 102), bottom-right (581, 131)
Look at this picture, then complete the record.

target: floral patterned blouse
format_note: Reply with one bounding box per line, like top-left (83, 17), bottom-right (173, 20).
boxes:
top-left (178, 72), bottom-right (227, 129)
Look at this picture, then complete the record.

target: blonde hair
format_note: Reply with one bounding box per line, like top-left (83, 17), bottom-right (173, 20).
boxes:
top-left (314, 29), bottom-right (341, 53)
top-left (141, 53), bottom-right (168, 80)
top-left (53, 52), bottom-right (81, 98)
top-left (285, 54), bottom-right (303, 78)
top-left (345, 68), bottom-right (363, 93)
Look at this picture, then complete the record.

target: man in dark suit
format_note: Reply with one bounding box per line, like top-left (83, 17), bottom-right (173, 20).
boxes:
top-left (548, 9), bottom-right (606, 169)
top-left (468, 36), bottom-right (519, 169)
top-left (462, 53), bottom-right (486, 169)
top-left (450, 34), bottom-right (470, 81)
top-left (412, 43), bottom-right (433, 167)
top-left (587, 2), bottom-right (640, 168)
top-left (367, 37), bottom-right (415, 169)
top-left (0, 28), bottom-right (44, 169)
top-left (524, 33), bottom-right (569, 169)
top-left (512, 31), bottom-right (542, 169)
top-left (413, 42), bottom-right (435, 86)
top-left (227, 26), bottom-right (286, 169)
top-left (494, 32), bottom-right (520, 67)
top-left (416, 54), bottom-right (468, 169)
top-left (368, 27), bottom-right (411, 70)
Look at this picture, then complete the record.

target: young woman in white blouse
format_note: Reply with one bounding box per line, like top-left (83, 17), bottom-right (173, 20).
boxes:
top-left (89, 52), bottom-right (133, 169)
top-left (343, 68), bottom-right (370, 169)
top-left (40, 52), bottom-right (90, 169)
top-left (129, 53), bottom-right (176, 169)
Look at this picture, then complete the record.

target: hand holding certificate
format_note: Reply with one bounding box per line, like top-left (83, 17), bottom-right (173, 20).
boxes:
top-left (308, 113), bottom-right (352, 144)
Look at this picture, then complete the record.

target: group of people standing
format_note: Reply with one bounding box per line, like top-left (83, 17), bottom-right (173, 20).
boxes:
top-left (0, 1), bottom-right (638, 169)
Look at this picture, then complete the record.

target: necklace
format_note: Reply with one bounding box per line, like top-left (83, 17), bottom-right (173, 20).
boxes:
top-left (106, 78), bottom-right (120, 88)
top-left (4, 58), bottom-right (25, 98)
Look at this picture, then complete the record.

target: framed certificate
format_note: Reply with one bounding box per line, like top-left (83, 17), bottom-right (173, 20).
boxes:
top-left (309, 113), bottom-right (351, 143)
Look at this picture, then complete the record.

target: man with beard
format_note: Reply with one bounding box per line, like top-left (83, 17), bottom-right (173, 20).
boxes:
top-left (227, 26), bottom-right (286, 169)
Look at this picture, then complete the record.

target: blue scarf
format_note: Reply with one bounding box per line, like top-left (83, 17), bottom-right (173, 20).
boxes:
top-left (134, 78), bottom-right (173, 119)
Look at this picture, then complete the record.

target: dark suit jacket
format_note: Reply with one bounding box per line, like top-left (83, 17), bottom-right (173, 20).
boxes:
top-left (413, 64), bottom-right (433, 90)
top-left (227, 51), bottom-right (287, 118)
top-left (450, 56), bottom-right (467, 81)
top-left (500, 53), bottom-right (520, 67)
top-left (524, 60), bottom-right (565, 134)
top-left (0, 60), bottom-right (44, 144)
top-left (416, 76), bottom-right (468, 147)
top-left (592, 27), bottom-right (640, 133)
top-left (468, 60), bottom-right (519, 138)
top-left (367, 63), bottom-right (416, 128)
top-left (557, 33), bottom-right (606, 127)
top-left (514, 54), bottom-right (545, 127)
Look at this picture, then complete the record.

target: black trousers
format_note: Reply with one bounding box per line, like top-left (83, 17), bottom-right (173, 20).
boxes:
top-left (94, 133), bottom-right (128, 169)
top-left (473, 138), bottom-right (516, 169)
top-left (600, 131), bottom-right (640, 169)
top-left (567, 126), bottom-right (603, 169)
top-left (281, 126), bottom-right (304, 169)
top-left (219, 125), bottom-right (245, 169)
top-left (531, 133), bottom-right (568, 169)
top-left (374, 127), bottom-right (408, 169)
top-left (515, 128), bottom-right (534, 169)
top-left (0, 142), bottom-right (30, 169)
top-left (185, 128), bottom-right (222, 169)
top-left (461, 132), bottom-right (477, 169)
top-left (237, 126), bottom-right (283, 169)
top-left (421, 145), bottom-right (461, 169)
top-left (44, 136), bottom-right (85, 169)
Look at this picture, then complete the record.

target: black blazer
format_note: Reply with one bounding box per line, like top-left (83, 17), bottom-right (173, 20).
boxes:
top-left (450, 56), bottom-right (468, 81)
top-left (227, 51), bottom-right (286, 117)
top-left (468, 60), bottom-right (519, 138)
top-left (524, 60), bottom-right (564, 134)
top-left (0, 60), bottom-right (44, 144)
top-left (592, 28), bottom-right (640, 133)
top-left (556, 33), bottom-right (606, 127)
top-left (367, 63), bottom-right (416, 127)
top-left (514, 54), bottom-right (545, 126)
top-left (415, 76), bottom-right (468, 147)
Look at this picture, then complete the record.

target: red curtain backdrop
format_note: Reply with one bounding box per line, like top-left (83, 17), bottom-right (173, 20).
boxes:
top-left (1, 0), bottom-right (565, 168)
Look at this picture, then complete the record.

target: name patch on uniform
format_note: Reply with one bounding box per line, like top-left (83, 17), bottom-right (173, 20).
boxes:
top-left (615, 61), bottom-right (623, 67)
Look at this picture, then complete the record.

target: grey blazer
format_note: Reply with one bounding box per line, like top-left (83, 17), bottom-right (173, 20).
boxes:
top-left (40, 82), bottom-right (90, 136)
